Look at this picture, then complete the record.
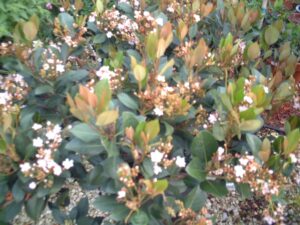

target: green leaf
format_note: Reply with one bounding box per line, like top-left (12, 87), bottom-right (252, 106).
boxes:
top-left (81, 166), bottom-right (105, 188)
top-left (58, 69), bottom-right (89, 84)
top-left (96, 0), bottom-right (104, 14)
top-left (117, 93), bottom-right (139, 110)
top-left (96, 110), bottom-right (119, 126)
top-left (70, 123), bottom-right (100, 142)
top-left (0, 202), bottom-right (22, 222)
top-left (264, 25), bottom-right (279, 45)
top-left (0, 138), bottom-right (6, 154)
top-left (186, 157), bottom-right (206, 181)
top-left (146, 32), bottom-right (158, 60)
top-left (25, 196), bottom-right (46, 221)
top-left (133, 64), bottom-right (146, 82)
top-left (235, 183), bottom-right (252, 199)
top-left (191, 131), bottom-right (218, 163)
top-left (246, 133), bottom-right (262, 157)
top-left (34, 85), bottom-right (54, 95)
top-left (95, 79), bottom-right (111, 113)
top-left (145, 119), bottom-right (160, 141)
top-left (58, 13), bottom-right (75, 35)
top-left (12, 181), bottom-right (25, 202)
top-left (93, 33), bottom-right (106, 44)
top-left (153, 179), bottom-right (168, 194)
top-left (259, 138), bottom-right (271, 162)
top-left (93, 196), bottom-right (129, 221)
top-left (130, 210), bottom-right (149, 225)
top-left (65, 138), bottom-right (104, 155)
top-left (284, 129), bottom-right (300, 155)
top-left (247, 42), bottom-right (260, 60)
top-left (184, 186), bottom-right (207, 211)
top-left (240, 119), bottom-right (263, 132)
top-left (22, 21), bottom-right (38, 41)
top-left (200, 180), bottom-right (228, 197)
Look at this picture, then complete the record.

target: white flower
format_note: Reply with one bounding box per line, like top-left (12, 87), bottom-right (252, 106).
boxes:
top-left (32, 123), bottom-right (42, 130)
top-left (175, 156), bottom-right (186, 168)
top-left (153, 107), bottom-right (164, 116)
top-left (46, 131), bottom-right (56, 140)
top-left (20, 162), bottom-right (31, 173)
top-left (0, 92), bottom-right (10, 105)
top-left (156, 75), bottom-right (165, 82)
top-left (239, 158), bottom-right (249, 166)
top-left (33, 40), bottom-right (43, 48)
top-left (294, 102), bottom-right (300, 110)
top-left (167, 6), bottom-right (174, 13)
top-left (29, 181), bottom-right (37, 190)
top-left (263, 86), bottom-right (269, 94)
top-left (53, 164), bottom-right (62, 176)
top-left (118, 190), bottom-right (126, 198)
top-left (263, 216), bottom-right (275, 225)
top-left (234, 165), bottom-right (245, 178)
top-left (193, 14), bottom-right (200, 22)
top-left (150, 150), bottom-right (164, 163)
top-left (96, 66), bottom-right (114, 80)
top-left (239, 105), bottom-right (248, 112)
top-left (208, 113), bottom-right (218, 124)
top-left (33, 137), bottom-right (43, 148)
top-left (217, 147), bottom-right (225, 156)
top-left (106, 31), bottom-right (113, 38)
top-left (156, 17), bottom-right (164, 26)
top-left (62, 158), bottom-right (74, 169)
top-left (59, 7), bottom-right (65, 12)
top-left (43, 63), bottom-right (50, 70)
top-left (88, 15), bottom-right (96, 23)
top-left (243, 96), bottom-right (253, 104)
top-left (56, 64), bottom-right (65, 73)
top-left (290, 153), bottom-right (297, 163)
top-left (153, 164), bottom-right (162, 175)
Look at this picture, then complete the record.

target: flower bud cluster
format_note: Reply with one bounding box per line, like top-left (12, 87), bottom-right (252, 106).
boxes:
top-left (134, 11), bottom-right (157, 35)
top-left (97, 8), bottom-right (139, 45)
top-left (168, 200), bottom-right (213, 225)
top-left (95, 66), bottom-right (124, 90)
top-left (19, 122), bottom-right (73, 189)
top-left (211, 151), bottom-right (284, 198)
top-left (137, 81), bottom-right (192, 117)
top-left (0, 74), bottom-right (29, 113)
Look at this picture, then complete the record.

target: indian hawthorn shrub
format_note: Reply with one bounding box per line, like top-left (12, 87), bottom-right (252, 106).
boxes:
top-left (0, 0), bottom-right (299, 224)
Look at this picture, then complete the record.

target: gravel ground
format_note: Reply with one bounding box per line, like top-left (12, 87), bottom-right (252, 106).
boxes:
top-left (13, 179), bottom-right (104, 225)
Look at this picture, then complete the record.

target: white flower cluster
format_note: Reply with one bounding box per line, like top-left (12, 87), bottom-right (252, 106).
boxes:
top-left (40, 43), bottom-right (67, 77)
top-left (150, 149), bottom-right (186, 175)
top-left (98, 8), bottom-right (139, 45)
top-left (0, 74), bottom-right (28, 112)
top-left (20, 122), bottom-right (74, 190)
top-left (208, 112), bottom-right (219, 124)
top-left (293, 95), bottom-right (300, 110)
top-left (239, 95), bottom-right (253, 112)
top-left (96, 66), bottom-right (117, 81)
top-left (150, 150), bottom-right (164, 175)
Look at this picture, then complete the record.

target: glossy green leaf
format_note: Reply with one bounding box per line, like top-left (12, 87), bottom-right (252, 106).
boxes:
top-left (264, 25), bottom-right (279, 45)
top-left (25, 196), bottom-right (46, 221)
top-left (70, 123), bottom-right (100, 142)
top-left (117, 93), bottom-right (139, 110)
top-left (145, 119), bottom-right (160, 141)
top-left (186, 157), bottom-right (206, 181)
top-left (200, 180), bottom-right (228, 197)
top-left (130, 210), bottom-right (149, 225)
top-left (184, 186), bottom-right (207, 211)
top-left (191, 131), bottom-right (218, 162)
